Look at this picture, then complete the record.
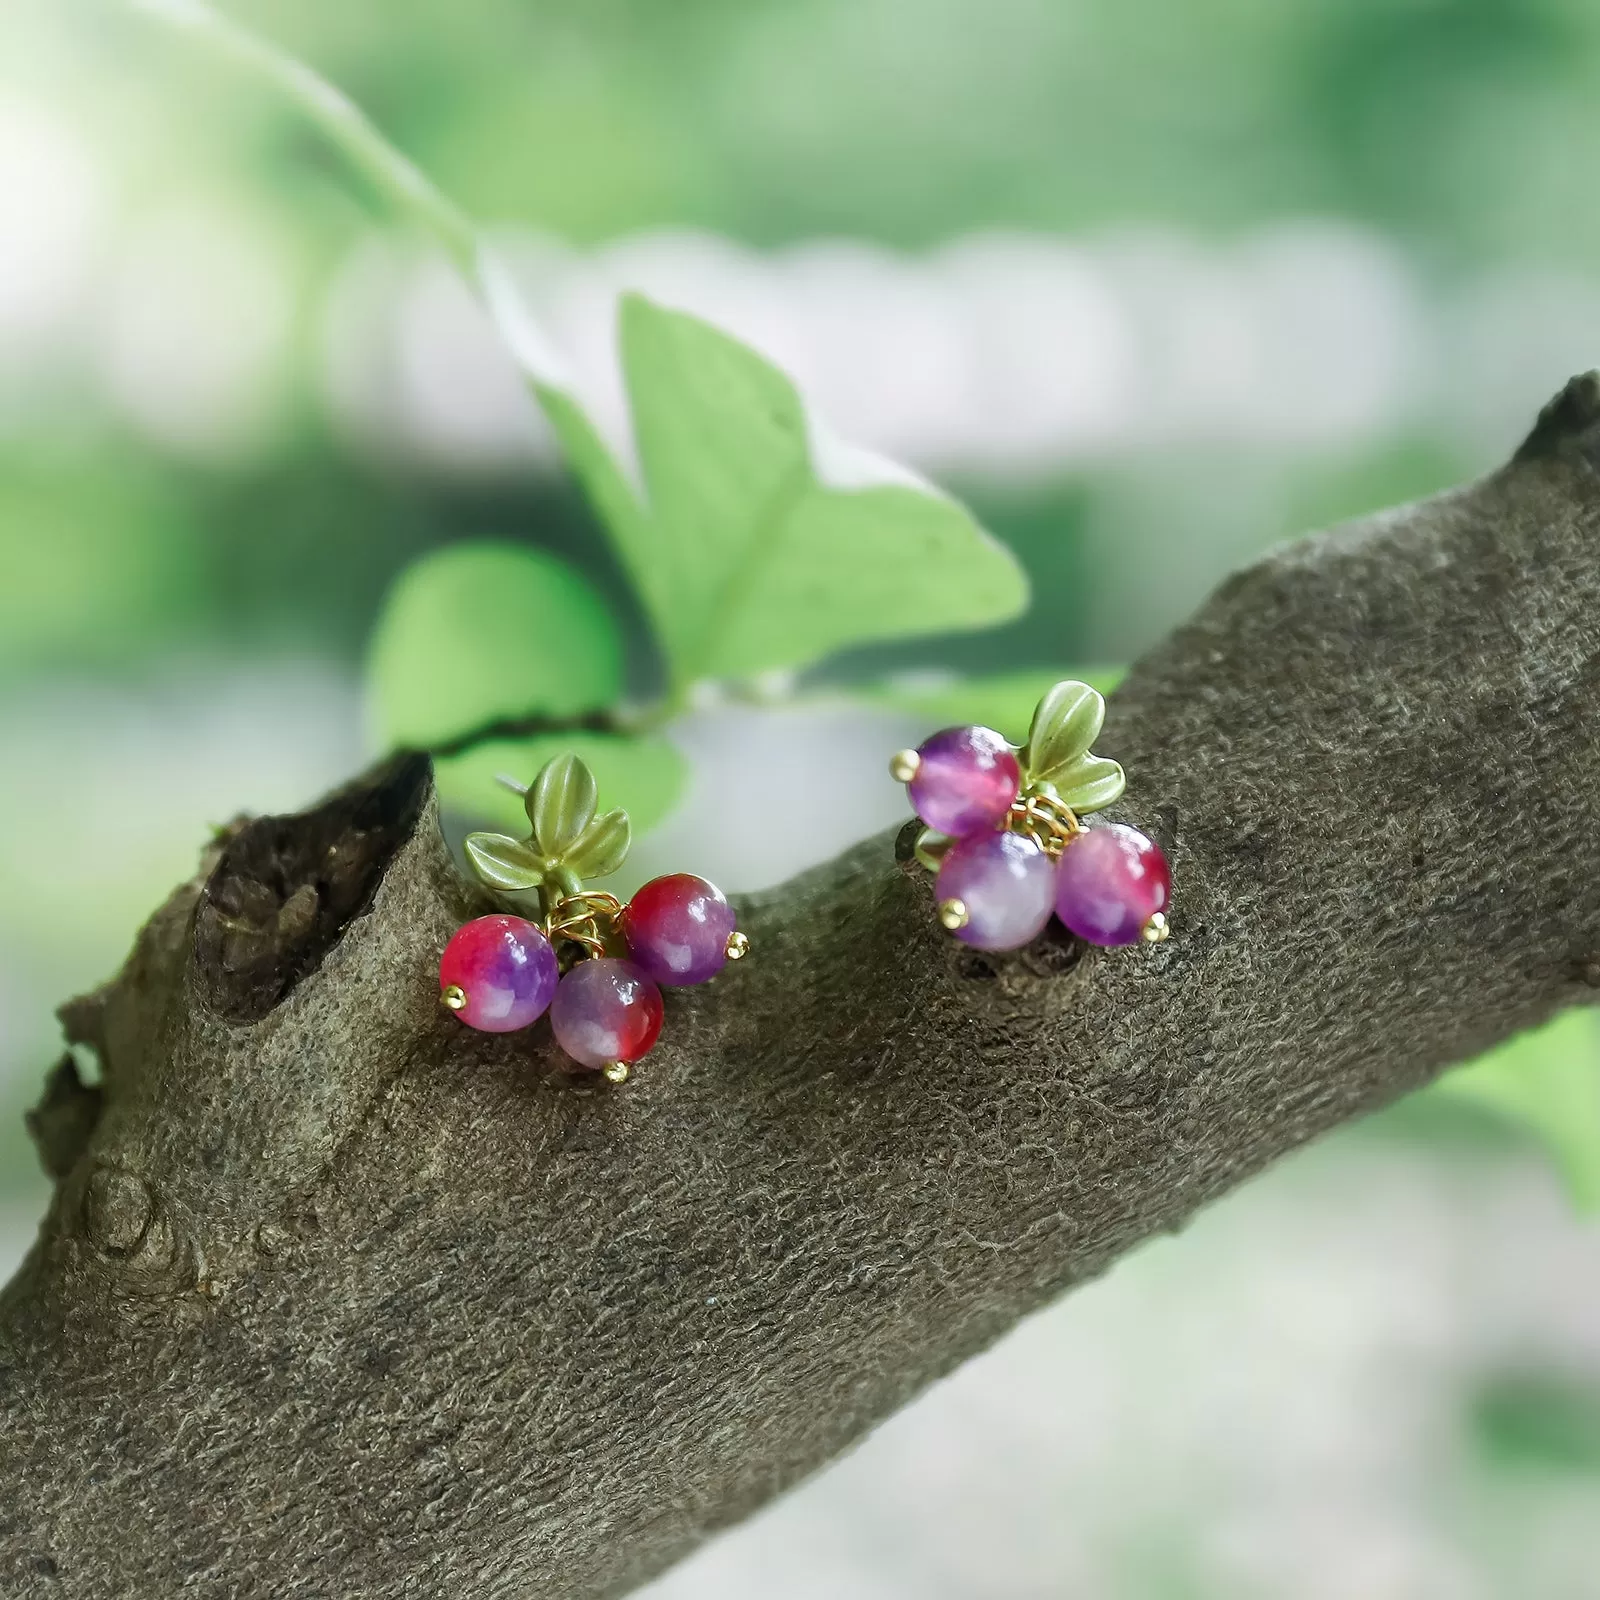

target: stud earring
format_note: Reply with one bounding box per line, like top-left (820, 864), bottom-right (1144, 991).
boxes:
top-left (891, 680), bottom-right (1170, 953)
top-left (438, 754), bottom-right (747, 1082)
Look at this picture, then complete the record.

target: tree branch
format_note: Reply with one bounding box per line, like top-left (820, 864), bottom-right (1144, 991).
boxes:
top-left (5, 377), bottom-right (1600, 1597)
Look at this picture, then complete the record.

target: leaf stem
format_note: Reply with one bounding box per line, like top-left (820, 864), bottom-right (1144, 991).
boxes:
top-left (129, 0), bottom-right (479, 273)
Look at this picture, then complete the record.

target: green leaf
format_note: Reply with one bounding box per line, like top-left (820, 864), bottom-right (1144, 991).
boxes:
top-left (870, 668), bottom-right (1126, 745)
top-left (564, 808), bottom-right (631, 880)
top-left (366, 543), bottom-right (621, 749)
top-left (437, 734), bottom-right (686, 839)
top-left (1048, 754), bottom-right (1127, 815)
top-left (527, 753), bottom-right (599, 857)
top-left (143, 1), bottom-right (1027, 696)
top-left (605, 297), bottom-right (1027, 687)
top-left (463, 833), bottom-right (546, 893)
top-left (1023, 680), bottom-right (1106, 786)
top-left (1431, 1010), bottom-right (1600, 1211)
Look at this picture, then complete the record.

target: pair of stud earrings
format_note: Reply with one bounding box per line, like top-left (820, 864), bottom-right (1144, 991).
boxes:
top-left (437, 681), bottom-right (1170, 1083)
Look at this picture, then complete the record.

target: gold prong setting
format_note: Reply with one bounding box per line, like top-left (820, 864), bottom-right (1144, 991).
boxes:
top-left (725, 930), bottom-right (750, 961)
top-left (938, 897), bottom-right (970, 931)
top-left (441, 984), bottom-right (468, 1012)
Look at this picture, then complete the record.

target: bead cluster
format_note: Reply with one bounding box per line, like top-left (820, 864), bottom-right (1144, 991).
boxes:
top-left (892, 680), bottom-right (1170, 953)
top-left (437, 755), bottom-right (746, 1082)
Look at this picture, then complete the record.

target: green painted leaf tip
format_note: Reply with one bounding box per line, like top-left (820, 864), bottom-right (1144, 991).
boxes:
top-left (1024, 680), bottom-right (1105, 785)
top-left (1008, 679), bottom-right (1126, 815)
top-left (564, 807), bottom-right (631, 880)
top-left (1050, 755), bottom-right (1126, 815)
top-left (463, 833), bottom-right (546, 893)
top-left (527, 753), bottom-right (599, 858)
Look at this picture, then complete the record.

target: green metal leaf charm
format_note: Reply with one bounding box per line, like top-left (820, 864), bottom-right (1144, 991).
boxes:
top-left (463, 833), bottom-right (547, 892)
top-left (1049, 755), bottom-right (1126, 815)
top-left (563, 808), bottom-right (632, 881)
top-left (526, 753), bottom-right (599, 858)
top-left (913, 828), bottom-right (955, 872)
top-left (1022, 680), bottom-right (1106, 789)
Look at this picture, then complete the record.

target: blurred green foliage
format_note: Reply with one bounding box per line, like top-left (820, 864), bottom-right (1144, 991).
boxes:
top-left (202, 0), bottom-right (1600, 262)
top-left (1435, 1012), bottom-right (1600, 1212)
top-left (0, 450), bottom-right (209, 677)
top-left (173, 0), bottom-right (1035, 826)
top-left (369, 542), bottom-right (623, 748)
top-left (1472, 1370), bottom-right (1600, 1476)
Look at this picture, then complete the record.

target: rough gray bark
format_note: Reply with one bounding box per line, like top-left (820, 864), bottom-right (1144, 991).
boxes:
top-left (5, 376), bottom-right (1600, 1598)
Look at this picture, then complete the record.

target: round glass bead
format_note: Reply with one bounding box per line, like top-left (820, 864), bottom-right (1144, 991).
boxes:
top-left (1054, 823), bottom-right (1171, 946)
top-left (549, 958), bottom-right (665, 1070)
top-left (908, 725), bottom-right (1020, 838)
top-left (438, 914), bottom-right (558, 1033)
top-left (935, 829), bottom-right (1057, 951)
top-left (622, 873), bottom-right (737, 987)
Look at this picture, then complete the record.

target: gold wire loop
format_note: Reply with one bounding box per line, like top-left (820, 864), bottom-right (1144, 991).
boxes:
top-left (1004, 791), bottom-right (1083, 858)
top-left (551, 891), bottom-right (625, 918)
top-left (543, 891), bottom-right (625, 958)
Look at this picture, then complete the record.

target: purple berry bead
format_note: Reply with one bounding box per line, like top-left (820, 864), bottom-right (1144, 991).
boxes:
top-left (904, 725), bottom-right (1020, 838)
top-left (622, 873), bottom-right (737, 986)
top-left (549, 958), bottom-right (664, 1071)
top-left (935, 830), bottom-right (1057, 951)
top-left (439, 914), bottom-right (558, 1033)
top-left (1054, 823), bottom-right (1171, 946)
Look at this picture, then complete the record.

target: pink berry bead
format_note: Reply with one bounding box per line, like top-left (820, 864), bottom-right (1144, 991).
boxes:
top-left (906, 725), bottom-right (1020, 838)
top-left (1054, 823), bottom-right (1171, 946)
top-left (622, 873), bottom-right (737, 987)
top-left (935, 830), bottom-right (1057, 951)
top-left (439, 914), bottom-right (558, 1033)
top-left (549, 958), bottom-right (664, 1071)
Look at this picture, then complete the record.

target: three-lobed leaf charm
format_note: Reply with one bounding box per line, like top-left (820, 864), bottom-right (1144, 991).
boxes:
top-left (1020, 679), bottom-right (1126, 814)
top-left (891, 680), bottom-right (1169, 954)
top-left (464, 753), bottom-right (633, 902)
